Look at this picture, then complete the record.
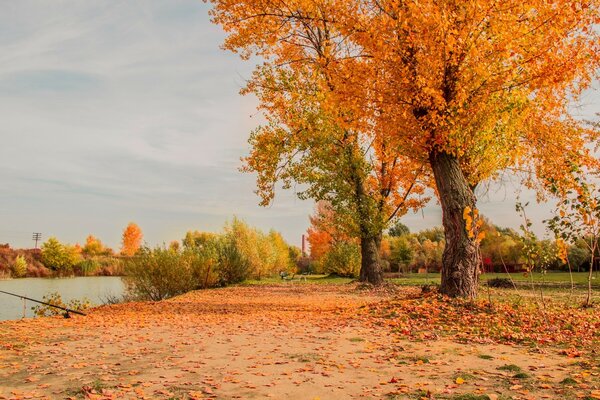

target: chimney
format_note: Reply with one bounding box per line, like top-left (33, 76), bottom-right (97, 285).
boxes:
top-left (301, 234), bottom-right (306, 257)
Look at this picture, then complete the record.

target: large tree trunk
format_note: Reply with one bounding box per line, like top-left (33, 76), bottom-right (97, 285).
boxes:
top-left (429, 150), bottom-right (480, 298)
top-left (359, 234), bottom-right (384, 285)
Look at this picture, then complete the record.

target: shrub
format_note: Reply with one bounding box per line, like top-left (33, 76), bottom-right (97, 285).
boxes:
top-left (32, 292), bottom-right (91, 317)
top-left (216, 235), bottom-right (250, 284)
top-left (124, 246), bottom-right (219, 301)
top-left (26, 264), bottom-right (51, 278)
top-left (41, 237), bottom-right (80, 274)
top-left (11, 255), bottom-right (27, 278)
top-left (486, 277), bottom-right (514, 289)
top-left (323, 241), bottom-right (360, 277)
top-left (76, 259), bottom-right (100, 276)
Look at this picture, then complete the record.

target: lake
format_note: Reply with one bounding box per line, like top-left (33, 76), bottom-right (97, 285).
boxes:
top-left (0, 276), bottom-right (125, 321)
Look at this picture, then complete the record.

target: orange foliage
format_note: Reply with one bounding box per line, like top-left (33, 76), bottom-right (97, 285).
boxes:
top-left (209, 0), bottom-right (599, 294)
top-left (306, 201), bottom-right (352, 261)
top-left (1, 284), bottom-right (599, 399)
top-left (120, 222), bottom-right (143, 257)
top-left (82, 234), bottom-right (111, 256)
top-left (379, 237), bottom-right (391, 260)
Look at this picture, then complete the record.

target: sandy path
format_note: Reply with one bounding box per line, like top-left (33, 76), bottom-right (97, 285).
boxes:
top-left (0, 284), bottom-right (597, 399)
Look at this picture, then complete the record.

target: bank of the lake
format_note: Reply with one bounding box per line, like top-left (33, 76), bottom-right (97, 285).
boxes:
top-left (0, 276), bottom-right (125, 321)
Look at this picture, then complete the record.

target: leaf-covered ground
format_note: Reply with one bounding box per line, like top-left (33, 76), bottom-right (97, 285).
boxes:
top-left (0, 284), bottom-right (599, 399)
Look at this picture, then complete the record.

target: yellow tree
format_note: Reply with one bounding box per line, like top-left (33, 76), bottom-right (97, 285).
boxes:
top-left (208, 0), bottom-right (599, 296)
top-left (121, 222), bottom-right (143, 257)
top-left (82, 235), bottom-right (110, 256)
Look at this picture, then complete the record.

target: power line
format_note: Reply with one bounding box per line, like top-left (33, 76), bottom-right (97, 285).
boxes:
top-left (32, 233), bottom-right (42, 249)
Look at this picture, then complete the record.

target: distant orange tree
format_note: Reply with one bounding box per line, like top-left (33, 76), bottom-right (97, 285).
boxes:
top-left (121, 223), bottom-right (143, 257)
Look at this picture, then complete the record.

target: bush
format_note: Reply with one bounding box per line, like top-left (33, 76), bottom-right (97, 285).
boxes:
top-left (323, 241), bottom-right (360, 277)
top-left (487, 277), bottom-right (514, 289)
top-left (32, 292), bottom-right (91, 317)
top-left (41, 237), bottom-right (80, 275)
top-left (124, 246), bottom-right (219, 301)
top-left (76, 259), bottom-right (100, 276)
top-left (26, 264), bottom-right (51, 278)
top-left (216, 236), bottom-right (250, 284)
top-left (11, 255), bottom-right (27, 278)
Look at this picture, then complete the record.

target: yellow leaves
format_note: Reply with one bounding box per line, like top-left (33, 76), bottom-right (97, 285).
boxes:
top-left (556, 238), bottom-right (568, 264)
top-left (455, 377), bottom-right (465, 384)
top-left (210, 0), bottom-right (600, 221)
top-left (463, 207), bottom-right (485, 244)
top-left (462, 206), bottom-right (472, 221)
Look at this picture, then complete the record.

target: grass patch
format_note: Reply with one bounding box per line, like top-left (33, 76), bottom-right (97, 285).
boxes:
top-left (512, 372), bottom-right (530, 379)
top-left (453, 372), bottom-right (476, 382)
top-left (388, 272), bottom-right (600, 288)
top-left (241, 274), bottom-right (353, 286)
top-left (348, 337), bottom-right (365, 342)
top-left (497, 364), bottom-right (522, 372)
top-left (410, 355), bottom-right (430, 364)
top-left (66, 380), bottom-right (109, 398)
top-left (560, 377), bottom-right (578, 385)
top-left (451, 394), bottom-right (491, 400)
top-left (408, 389), bottom-right (430, 399)
top-left (477, 354), bottom-right (494, 360)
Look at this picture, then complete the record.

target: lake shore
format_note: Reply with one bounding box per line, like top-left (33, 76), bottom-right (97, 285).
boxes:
top-left (0, 276), bottom-right (125, 321)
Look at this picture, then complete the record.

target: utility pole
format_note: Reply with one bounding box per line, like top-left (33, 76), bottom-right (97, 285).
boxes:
top-left (32, 233), bottom-right (42, 249)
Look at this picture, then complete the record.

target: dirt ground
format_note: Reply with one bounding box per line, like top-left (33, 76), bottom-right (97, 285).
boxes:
top-left (0, 284), bottom-right (598, 399)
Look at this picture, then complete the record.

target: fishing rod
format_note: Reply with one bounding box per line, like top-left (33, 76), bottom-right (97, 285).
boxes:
top-left (0, 290), bottom-right (86, 317)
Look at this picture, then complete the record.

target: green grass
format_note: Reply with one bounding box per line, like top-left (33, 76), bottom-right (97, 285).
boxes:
top-left (409, 355), bottom-right (430, 364)
top-left (240, 274), bottom-right (353, 286)
top-left (348, 337), bottom-right (365, 342)
top-left (240, 271), bottom-right (599, 288)
top-left (389, 272), bottom-right (599, 287)
top-left (451, 395), bottom-right (491, 400)
top-left (497, 364), bottom-right (522, 372)
top-left (453, 372), bottom-right (476, 382)
top-left (482, 272), bottom-right (599, 285)
top-left (560, 377), bottom-right (578, 385)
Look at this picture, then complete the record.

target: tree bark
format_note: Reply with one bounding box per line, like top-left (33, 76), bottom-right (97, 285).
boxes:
top-left (429, 150), bottom-right (480, 298)
top-left (344, 139), bottom-right (384, 286)
top-left (359, 234), bottom-right (384, 285)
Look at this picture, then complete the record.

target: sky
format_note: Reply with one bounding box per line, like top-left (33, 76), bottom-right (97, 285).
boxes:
top-left (0, 1), bottom-right (598, 250)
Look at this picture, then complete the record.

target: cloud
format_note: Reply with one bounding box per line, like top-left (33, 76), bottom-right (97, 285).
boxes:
top-left (0, 1), bottom-right (597, 250)
top-left (0, 1), bottom-right (315, 248)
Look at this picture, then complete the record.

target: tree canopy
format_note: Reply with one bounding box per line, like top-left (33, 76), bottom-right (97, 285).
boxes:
top-left (208, 0), bottom-right (599, 296)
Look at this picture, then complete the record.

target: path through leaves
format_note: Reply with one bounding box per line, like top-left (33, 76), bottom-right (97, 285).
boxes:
top-left (0, 284), bottom-right (598, 399)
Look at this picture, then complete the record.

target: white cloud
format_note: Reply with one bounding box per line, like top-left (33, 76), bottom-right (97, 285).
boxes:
top-left (0, 1), bottom-right (597, 250)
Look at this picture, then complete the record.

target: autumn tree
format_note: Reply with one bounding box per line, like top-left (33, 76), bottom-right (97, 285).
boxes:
top-left (82, 235), bottom-right (112, 257)
top-left (547, 169), bottom-right (600, 306)
top-left (41, 237), bottom-right (81, 274)
top-left (208, 0), bottom-right (599, 296)
top-left (388, 222), bottom-right (410, 238)
top-left (121, 222), bottom-right (143, 257)
top-left (183, 230), bottom-right (218, 249)
top-left (209, 2), bottom-right (427, 284)
top-left (306, 201), bottom-right (346, 263)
